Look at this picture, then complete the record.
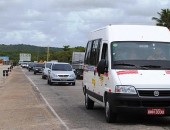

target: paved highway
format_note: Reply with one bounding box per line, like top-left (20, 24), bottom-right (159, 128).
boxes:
top-left (23, 68), bottom-right (170, 130)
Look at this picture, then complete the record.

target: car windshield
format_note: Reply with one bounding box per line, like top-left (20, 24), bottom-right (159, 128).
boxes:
top-left (29, 63), bottom-right (35, 67)
top-left (52, 64), bottom-right (72, 71)
top-left (46, 63), bottom-right (52, 68)
top-left (35, 64), bottom-right (44, 67)
top-left (111, 41), bottom-right (170, 70)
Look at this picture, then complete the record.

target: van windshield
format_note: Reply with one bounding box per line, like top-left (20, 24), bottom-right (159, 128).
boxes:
top-left (52, 64), bottom-right (72, 71)
top-left (111, 41), bottom-right (170, 70)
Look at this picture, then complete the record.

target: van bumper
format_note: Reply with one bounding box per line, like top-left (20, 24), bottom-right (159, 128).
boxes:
top-left (108, 93), bottom-right (170, 115)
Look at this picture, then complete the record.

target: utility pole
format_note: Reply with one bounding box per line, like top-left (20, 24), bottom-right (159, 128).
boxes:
top-left (47, 46), bottom-right (49, 61)
top-left (37, 47), bottom-right (39, 62)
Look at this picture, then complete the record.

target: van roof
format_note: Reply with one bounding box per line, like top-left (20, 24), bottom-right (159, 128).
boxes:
top-left (89, 25), bottom-right (170, 42)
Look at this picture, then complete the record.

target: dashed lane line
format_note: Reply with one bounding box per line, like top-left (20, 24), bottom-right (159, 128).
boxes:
top-left (23, 69), bottom-right (70, 130)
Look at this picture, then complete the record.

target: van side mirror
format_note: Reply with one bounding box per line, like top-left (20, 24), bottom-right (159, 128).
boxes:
top-left (97, 59), bottom-right (108, 76)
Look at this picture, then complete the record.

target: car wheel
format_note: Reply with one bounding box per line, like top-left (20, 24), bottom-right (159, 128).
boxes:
top-left (47, 79), bottom-right (49, 84)
top-left (105, 98), bottom-right (117, 123)
top-left (85, 92), bottom-right (94, 109)
top-left (34, 72), bottom-right (36, 75)
top-left (76, 75), bottom-right (80, 79)
top-left (42, 75), bottom-right (46, 79)
top-left (49, 78), bottom-right (53, 85)
top-left (72, 82), bottom-right (75, 86)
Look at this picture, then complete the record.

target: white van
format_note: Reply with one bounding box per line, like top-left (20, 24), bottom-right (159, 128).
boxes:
top-left (83, 25), bottom-right (170, 123)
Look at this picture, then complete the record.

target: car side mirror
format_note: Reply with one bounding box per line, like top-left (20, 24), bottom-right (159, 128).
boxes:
top-left (72, 69), bottom-right (76, 72)
top-left (97, 59), bottom-right (108, 76)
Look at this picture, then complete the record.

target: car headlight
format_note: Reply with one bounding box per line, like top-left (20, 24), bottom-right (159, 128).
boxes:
top-left (52, 73), bottom-right (58, 78)
top-left (115, 85), bottom-right (137, 94)
top-left (69, 74), bottom-right (75, 78)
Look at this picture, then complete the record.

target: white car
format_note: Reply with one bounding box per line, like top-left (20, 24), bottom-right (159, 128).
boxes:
top-left (47, 62), bottom-right (76, 85)
top-left (42, 61), bottom-right (57, 79)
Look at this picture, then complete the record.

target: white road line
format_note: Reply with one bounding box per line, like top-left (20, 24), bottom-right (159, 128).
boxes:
top-left (39, 93), bottom-right (70, 130)
top-left (26, 75), bottom-right (40, 91)
top-left (23, 70), bottom-right (70, 130)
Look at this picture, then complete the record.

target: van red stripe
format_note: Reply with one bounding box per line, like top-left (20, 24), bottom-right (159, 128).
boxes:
top-left (165, 70), bottom-right (170, 74)
top-left (117, 70), bottom-right (138, 75)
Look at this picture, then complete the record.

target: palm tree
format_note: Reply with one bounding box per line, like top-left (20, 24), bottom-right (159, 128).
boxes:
top-left (63, 45), bottom-right (70, 51)
top-left (152, 9), bottom-right (170, 29)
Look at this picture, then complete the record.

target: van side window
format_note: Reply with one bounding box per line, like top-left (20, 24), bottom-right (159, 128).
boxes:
top-left (84, 41), bottom-right (92, 64)
top-left (84, 39), bottom-right (101, 65)
top-left (101, 43), bottom-right (108, 60)
top-left (90, 39), bottom-right (101, 65)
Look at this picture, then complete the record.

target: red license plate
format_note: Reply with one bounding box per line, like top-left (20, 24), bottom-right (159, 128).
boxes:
top-left (147, 108), bottom-right (165, 115)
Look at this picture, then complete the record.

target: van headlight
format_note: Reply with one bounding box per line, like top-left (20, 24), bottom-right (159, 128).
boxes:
top-left (115, 85), bottom-right (137, 94)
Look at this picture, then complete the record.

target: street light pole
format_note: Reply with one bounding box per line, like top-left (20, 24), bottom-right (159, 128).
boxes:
top-left (47, 46), bottom-right (49, 61)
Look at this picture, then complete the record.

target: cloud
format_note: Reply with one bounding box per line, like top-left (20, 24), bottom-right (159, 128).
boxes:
top-left (0, 0), bottom-right (170, 47)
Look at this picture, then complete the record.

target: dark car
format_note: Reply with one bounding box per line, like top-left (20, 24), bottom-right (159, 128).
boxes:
top-left (33, 63), bottom-right (44, 75)
top-left (28, 62), bottom-right (35, 71)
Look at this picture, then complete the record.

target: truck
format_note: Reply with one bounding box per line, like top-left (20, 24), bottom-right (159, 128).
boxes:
top-left (72, 52), bottom-right (85, 79)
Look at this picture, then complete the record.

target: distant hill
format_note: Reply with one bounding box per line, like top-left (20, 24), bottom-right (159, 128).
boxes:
top-left (0, 44), bottom-right (62, 62)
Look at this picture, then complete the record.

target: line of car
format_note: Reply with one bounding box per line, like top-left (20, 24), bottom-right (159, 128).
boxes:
top-left (23, 61), bottom-right (76, 86)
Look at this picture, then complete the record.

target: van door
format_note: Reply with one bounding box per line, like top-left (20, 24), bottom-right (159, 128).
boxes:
top-left (96, 43), bottom-right (108, 103)
top-left (84, 39), bottom-right (101, 98)
top-left (84, 41), bottom-right (94, 93)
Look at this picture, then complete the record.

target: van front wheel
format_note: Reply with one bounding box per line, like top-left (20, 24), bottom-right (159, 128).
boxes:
top-left (105, 99), bottom-right (117, 123)
top-left (85, 93), bottom-right (94, 109)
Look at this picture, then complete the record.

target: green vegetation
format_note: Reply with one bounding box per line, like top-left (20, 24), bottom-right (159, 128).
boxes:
top-left (49, 45), bottom-right (85, 63)
top-left (152, 8), bottom-right (170, 29)
top-left (0, 44), bottom-right (85, 63)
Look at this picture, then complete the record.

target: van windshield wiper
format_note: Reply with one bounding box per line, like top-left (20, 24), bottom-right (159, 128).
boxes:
top-left (113, 63), bottom-right (149, 70)
top-left (140, 65), bottom-right (161, 69)
top-left (113, 63), bottom-right (138, 68)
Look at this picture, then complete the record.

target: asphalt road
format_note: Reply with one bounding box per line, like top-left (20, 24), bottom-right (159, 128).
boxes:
top-left (23, 68), bottom-right (170, 130)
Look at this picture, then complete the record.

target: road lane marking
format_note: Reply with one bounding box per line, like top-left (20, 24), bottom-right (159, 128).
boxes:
top-left (23, 70), bottom-right (70, 130)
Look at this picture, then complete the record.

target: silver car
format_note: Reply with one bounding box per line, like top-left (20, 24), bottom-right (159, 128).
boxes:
top-left (47, 62), bottom-right (76, 85)
top-left (42, 61), bottom-right (57, 79)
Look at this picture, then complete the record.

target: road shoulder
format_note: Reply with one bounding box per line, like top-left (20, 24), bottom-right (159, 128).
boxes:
top-left (0, 66), bottom-right (62, 130)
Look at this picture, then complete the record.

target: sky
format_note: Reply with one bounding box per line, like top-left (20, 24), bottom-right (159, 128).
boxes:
top-left (0, 0), bottom-right (170, 48)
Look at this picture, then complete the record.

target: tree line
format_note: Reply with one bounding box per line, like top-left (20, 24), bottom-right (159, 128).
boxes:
top-left (0, 44), bottom-right (85, 63)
